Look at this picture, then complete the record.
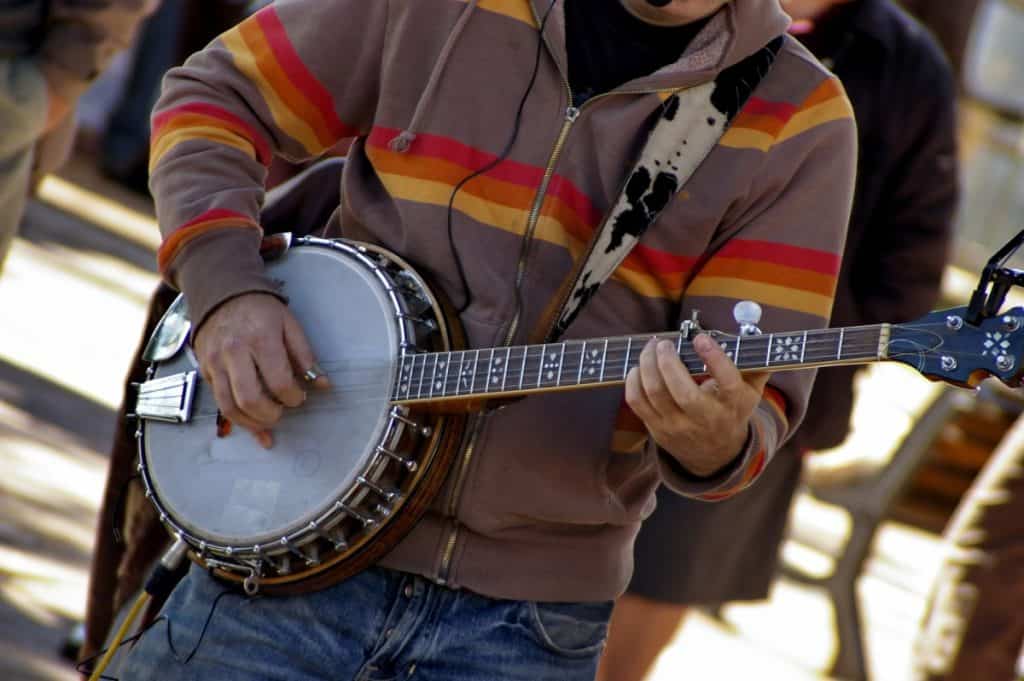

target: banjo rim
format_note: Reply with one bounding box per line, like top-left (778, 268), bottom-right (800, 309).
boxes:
top-left (136, 238), bottom-right (468, 594)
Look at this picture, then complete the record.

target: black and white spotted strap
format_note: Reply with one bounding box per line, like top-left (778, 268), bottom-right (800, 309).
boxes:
top-left (546, 36), bottom-right (784, 342)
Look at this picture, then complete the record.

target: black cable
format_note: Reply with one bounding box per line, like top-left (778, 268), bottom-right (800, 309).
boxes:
top-left (75, 617), bottom-right (168, 680)
top-left (165, 588), bottom-right (237, 666)
top-left (74, 587), bottom-right (238, 680)
top-left (446, 0), bottom-right (559, 315)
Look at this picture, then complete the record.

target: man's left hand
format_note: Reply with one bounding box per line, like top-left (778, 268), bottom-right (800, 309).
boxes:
top-left (625, 334), bottom-right (771, 477)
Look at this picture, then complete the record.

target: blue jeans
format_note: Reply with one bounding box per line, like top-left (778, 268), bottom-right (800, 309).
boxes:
top-left (118, 565), bottom-right (612, 680)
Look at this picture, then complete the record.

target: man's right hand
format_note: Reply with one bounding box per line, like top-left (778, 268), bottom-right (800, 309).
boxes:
top-left (193, 293), bottom-right (329, 448)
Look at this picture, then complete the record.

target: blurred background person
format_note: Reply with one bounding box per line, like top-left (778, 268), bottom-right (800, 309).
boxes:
top-left (597, 1), bottom-right (959, 680)
top-left (0, 0), bottom-right (153, 276)
top-left (98, 0), bottom-right (252, 194)
top-left (899, 0), bottom-right (982, 79)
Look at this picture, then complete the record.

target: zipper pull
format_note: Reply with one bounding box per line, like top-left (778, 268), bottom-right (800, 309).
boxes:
top-left (565, 106), bottom-right (580, 123)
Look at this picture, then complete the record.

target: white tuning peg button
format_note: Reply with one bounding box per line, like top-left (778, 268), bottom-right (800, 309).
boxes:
top-left (734, 300), bottom-right (763, 336)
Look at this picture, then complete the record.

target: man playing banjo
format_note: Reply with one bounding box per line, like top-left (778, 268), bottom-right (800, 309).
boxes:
top-left (115, 0), bottom-right (856, 678)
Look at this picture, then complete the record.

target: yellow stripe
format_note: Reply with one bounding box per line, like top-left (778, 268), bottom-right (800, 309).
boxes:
top-left (721, 96), bottom-right (853, 151)
top-left (221, 28), bottom-right (323, 155)
top-left (458, 0), bottom-right (536, 26)
top-left (378, 172), bottom-right (674, 299)
top-left (719, 127), bottom-right (776, 152)
top-left (685, 277), bottom-right (833, 318)
top-left (150, 125), bottom-right (257, 172)
top-left (776, 95), bottom-right (853, 144)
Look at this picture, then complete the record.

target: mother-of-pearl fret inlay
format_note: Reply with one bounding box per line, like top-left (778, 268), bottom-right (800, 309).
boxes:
top-left (490, 352), bottom-right (504, 385)
top-left (585, 347), bottom-right (603, 377)
top-left (543, 350), bottom-right (562, 382)
top-left (773, 336), bottom-right (802, 363)
top-left (460, 354), bottom-right (475, 390)
top-left (435, 357), bottom-right (447, 391)
top-left (400, 358), bottom-right (412, 395)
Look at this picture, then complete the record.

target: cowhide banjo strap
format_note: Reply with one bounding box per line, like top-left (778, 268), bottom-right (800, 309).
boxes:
top-left (536, 36), bottom-right (785, 344)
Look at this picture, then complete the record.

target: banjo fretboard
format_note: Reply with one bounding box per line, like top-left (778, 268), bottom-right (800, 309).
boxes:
top-left (392, 325), bottom-right (889, 404)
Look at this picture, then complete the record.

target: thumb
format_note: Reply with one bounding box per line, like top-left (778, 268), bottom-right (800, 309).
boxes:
top-left (282, 312), bottom-right (330, 389)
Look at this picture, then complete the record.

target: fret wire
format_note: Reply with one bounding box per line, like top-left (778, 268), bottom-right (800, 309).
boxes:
top-left (734, 336), bottom-right (741, 365)
top-left (837, 328), bottom-right (845, 360)
top-left (487, 348), bottom-right (495, 392)
top-left (537, 344), bottom-right (546, 388)
top-left (412, 354), bottom-right (422, 399)
top-left (421, 353), bottom-right (431, 398)
top-left (624, 338), bottom-right (633, 379)
top-left (470, 349), bottom-right (480, 394)
top-left (407, 354), bottom-right (416, 398)
top-left (502, 347), bottom-right (512, 391)
top-left (600, 339), bottom-right (609, 382)
top-left (557, 343), bottom-right (566, 386)
top-left (518, 346), bottom-right (527, 391)
top-left (578, 341), bottom-right (586, 385)
top-left (453, 351), bottom-right (463, 396)
top-left (765, 334), bottom-right (773, 367)
top-left (801, 331), bottom-right (807, 363)
top-left (400, 355), bottom-right (411, 397)
top-left (430, 354), bottom-right (440, 398)
top-left (441, 352), bottom-right (451, 397)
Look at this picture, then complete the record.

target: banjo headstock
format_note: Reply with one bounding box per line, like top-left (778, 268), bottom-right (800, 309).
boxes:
top-left (888, 306), bottom-right (1024, 388)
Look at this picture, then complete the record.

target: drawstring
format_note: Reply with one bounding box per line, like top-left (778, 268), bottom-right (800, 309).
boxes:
top-left (389, 0), bottom-right (481, 152)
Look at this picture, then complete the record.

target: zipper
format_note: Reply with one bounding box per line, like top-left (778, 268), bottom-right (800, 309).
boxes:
top-left (435, 5), bottom-right (675, 582)
top-left (501, 103), bottom-right (580, 346)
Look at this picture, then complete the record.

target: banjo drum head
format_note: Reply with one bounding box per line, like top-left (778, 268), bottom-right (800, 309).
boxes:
top-left (142, 243), bottom-right (401, 548)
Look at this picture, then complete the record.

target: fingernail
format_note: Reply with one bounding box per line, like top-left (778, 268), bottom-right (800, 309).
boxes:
top-left (216, 414), bottom-right (232, 438)
top-left (658, 340), bottom-right (674, 354)
top-left (695, 335), bottom-right (713, 352)
top-left (257, 431), bottom-right (274, 449)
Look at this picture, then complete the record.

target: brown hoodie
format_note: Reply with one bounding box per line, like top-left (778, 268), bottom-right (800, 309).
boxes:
top-left (149, 0), bottom-right (856, 601)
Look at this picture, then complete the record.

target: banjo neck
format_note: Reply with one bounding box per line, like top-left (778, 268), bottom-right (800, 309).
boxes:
top-left (391, 324), bottom-right (892, 406)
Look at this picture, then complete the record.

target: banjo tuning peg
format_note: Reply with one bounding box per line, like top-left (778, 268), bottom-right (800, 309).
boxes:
top-left (734, 300), bottom-right (763, 336)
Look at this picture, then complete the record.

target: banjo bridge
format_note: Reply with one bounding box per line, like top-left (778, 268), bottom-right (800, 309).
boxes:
top-left (135, 371), bottom-right (199, 424)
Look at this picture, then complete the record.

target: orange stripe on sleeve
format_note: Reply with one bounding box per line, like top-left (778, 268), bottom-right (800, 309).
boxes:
top-left (158, 209), bottom-right (261, 273)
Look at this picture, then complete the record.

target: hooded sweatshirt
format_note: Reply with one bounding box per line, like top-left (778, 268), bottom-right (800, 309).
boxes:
top-left (149, 0), bottom-right (856, 602)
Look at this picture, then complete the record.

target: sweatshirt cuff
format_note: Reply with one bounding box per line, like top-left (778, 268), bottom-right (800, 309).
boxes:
top-left (658, 405), bottom-right (778, 501)
top-left (165, 228), bottom-right (285, 333)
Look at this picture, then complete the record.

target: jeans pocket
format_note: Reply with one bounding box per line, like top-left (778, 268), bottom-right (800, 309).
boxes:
top-left (525, 600), bottom-right (613, 658)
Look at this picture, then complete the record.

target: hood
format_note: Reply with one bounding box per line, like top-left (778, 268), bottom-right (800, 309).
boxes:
top-left (390, 0), bottom-right (791, 152)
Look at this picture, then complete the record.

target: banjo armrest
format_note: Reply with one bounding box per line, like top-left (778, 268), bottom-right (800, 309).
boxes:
top-left (134, 371), bottom-right (199, 424)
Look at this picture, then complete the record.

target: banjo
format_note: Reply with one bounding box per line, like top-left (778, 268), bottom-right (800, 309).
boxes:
top-left (132, 235), bottom-right (1024, 596)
